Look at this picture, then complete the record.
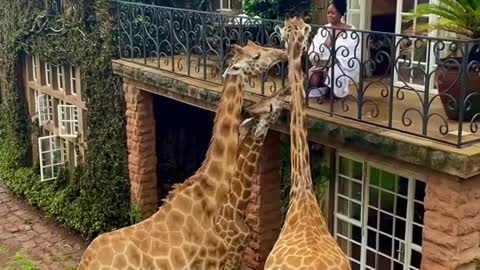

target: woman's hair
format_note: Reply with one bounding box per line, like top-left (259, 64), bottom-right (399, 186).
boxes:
top-left (328, 0), bottom-right (347, 17)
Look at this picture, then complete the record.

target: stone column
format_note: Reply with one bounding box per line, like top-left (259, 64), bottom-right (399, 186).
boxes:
top-left (245, 130), bottom-right (283, 270)
top-left (124, 81), bottom-right (158, 218)
top-left (422, 174), bottom-right (480, 270)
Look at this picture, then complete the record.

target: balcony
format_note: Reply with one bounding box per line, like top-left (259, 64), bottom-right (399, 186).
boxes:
top-left (114, 0), bottom-right (480, 149)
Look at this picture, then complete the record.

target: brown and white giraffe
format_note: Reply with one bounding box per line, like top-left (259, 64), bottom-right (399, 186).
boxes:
top-left (214, 86), bottom-right (290, 270)
top-left (264, 17), bottom-right (351, 270)
top-left (77, 41), bottom-right (287, 270)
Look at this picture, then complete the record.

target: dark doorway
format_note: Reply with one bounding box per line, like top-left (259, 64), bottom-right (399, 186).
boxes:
top-left (369, 13), bottom-right (396, 77)
top-left (153, 96), bottom-right (214, 206)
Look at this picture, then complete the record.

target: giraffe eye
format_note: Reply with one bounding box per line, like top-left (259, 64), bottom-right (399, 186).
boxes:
top-left (253, 53), bottom-right (260, 60)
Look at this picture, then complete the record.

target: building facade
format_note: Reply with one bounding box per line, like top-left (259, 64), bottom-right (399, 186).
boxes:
top-left (23, 54), bottom-right (87, 181)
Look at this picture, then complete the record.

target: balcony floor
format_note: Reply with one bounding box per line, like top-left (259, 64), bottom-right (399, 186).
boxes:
top-left (124, 56), bottom-right (480, 147)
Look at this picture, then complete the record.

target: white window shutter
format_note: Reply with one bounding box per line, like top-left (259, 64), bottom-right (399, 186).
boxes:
top-left (38, 135), bottom-right (64, 181)
top-left (57, 104), bottom-right (78, 138)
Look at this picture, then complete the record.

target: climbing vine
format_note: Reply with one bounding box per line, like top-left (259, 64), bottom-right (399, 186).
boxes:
top-left (0, 0), bottom-right (139, 238)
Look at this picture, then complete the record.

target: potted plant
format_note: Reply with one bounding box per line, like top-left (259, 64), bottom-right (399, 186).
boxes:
top-left (405, 0), bottom-right (480, 121)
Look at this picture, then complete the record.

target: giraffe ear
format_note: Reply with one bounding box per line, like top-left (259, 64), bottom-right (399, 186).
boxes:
top-left (239, 118), bottom-right (254, 141)
top-left (247, 40), bottom-right (257, 46)
top-left (230, 44), bottom-right (242, 54)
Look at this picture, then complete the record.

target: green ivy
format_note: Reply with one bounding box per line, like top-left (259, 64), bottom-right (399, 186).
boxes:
top-left (0, 0), bottom-right (139, 238)
top-left (242, 0), bottom-right (313, 20)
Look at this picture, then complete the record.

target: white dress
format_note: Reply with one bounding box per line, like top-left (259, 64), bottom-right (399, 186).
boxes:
top-left (307, 23), bottom-right (362, 98)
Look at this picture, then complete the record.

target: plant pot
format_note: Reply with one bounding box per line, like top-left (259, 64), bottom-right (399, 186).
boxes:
top-left (435, 57), bottom-right (480, 121)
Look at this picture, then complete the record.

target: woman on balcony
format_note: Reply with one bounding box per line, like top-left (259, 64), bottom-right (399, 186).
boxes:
top-left (307, 0), bottom-right (361, 100)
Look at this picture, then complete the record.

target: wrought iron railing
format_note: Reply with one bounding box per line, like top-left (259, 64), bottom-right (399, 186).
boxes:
top-left (115, 0), bottom-right (480, 148)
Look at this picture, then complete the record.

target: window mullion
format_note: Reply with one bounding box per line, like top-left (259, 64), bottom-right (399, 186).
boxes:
top-left (403, 177), bottom-right (416, 270)
top-left (360, 161), bottom-right (369, 270)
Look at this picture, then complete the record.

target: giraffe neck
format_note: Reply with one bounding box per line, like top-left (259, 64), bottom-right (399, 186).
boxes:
top-left (288, 36), bottom-right (314, 202)
top-left (222, 128), bottom-right (264, 220)
top-left (197, 74), bottom-right (244, 196)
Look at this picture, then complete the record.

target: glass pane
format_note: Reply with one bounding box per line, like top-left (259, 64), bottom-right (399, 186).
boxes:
top-left (379, 211), bottom-right (393, 235)
top-left (367, 207), bottom-right (378, 228)
top-left (338, 236), bottom-right (349, 254)
top-left (366, 249), bottom-right (376, 268)
top-left (369, 187), bottom-right (379, 207)
top-left (351, 201), bottom-right (362, 221)
top-left (339, 156), bottom-right (363, 179)
top-left (367, 229), bottom-right (377, 249)
top-left (351, 241), bottom-right (361, 262)
top-left (338, 176), bottom-right (349, 196)
top-left (412, 225), bottom-right (423, 246)
top-left (410, 249), bottom-right (422, 269)
top-left (337, 219), bottom-right (350, 237)
top-left (402, 0), bottom-right (415, 12)
top-left (396, 196), bottom-right (408, 218)
top-left (352, 181), bottom-right (362, 201)
top-left (395, 218), bottom-right (406, 239)
top-left (379, 233), bottom-right (393, 257)
top-left (370, 167), bottom-right (380, 186)
top-left (414, 202), bottom-right (424, 224)
top-left (338, 196), bottom-right (349, 216)
top-left (378, 252), bottom-right (393, 269)
top-left (380, 171), bottom-right (397, 192)
top-left (415, 180), bottom-right (426, 202)
top-left (380, 190), bottom-right (394, 212)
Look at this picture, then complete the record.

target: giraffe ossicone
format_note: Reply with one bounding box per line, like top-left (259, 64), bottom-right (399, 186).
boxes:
top-left (77, 42), bottom-right (287, 270)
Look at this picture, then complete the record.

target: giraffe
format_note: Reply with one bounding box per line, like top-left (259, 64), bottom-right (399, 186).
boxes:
top-left (77, 41), bottom-right (287, 270)
top-left (264, 17), bottom-right (352, 270)
top-left (214, 86), bottom-right (290, 270)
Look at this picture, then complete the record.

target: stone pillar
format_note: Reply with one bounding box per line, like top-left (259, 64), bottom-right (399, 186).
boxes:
top-left (422, 174), bottom-right (480, 270)
top-left (124, 81), bottom-right (158, 218)
top-left (245, 130), bottom-right (283, 270)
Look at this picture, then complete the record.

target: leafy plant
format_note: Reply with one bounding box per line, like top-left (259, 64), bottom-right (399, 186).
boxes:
top-left (405, 0), bottom-right (480, 38)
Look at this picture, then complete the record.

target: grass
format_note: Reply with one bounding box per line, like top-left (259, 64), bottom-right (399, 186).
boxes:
top-left (3, 252), bottom-right (39, 270)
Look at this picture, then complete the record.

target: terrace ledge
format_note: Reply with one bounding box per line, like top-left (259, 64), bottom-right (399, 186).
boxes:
top-left (112, 59), bottom-right (480, 180)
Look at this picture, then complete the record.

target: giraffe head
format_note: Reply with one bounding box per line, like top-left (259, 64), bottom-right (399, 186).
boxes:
top-left (275, 16), bottom-right (311, 51)
top-left (223, 40), bottom-right (287, 78)
top-left (240, 87), bottom-right (290, 139)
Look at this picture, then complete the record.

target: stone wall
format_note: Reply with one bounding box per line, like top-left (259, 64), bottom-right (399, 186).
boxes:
top-left (244, 131), bottom-right (283, 270)
top-left (124, 81), bottom-right (158, 218)
top-left (422, 174), bottom-right (480, 270)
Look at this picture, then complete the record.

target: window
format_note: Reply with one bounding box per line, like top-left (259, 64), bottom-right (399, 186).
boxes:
top-left (38, 135), bottom-right (64, 181)
top-left (70, 66), bottom-right (77, 96)
top-left (334, 154), bottom-right (425, 270)
top-left (219, 0), bottom-right (231, 10)
top-left (57, 65), bottom-right (65, 91)
top-left (45, 62), bottom-right (52, 86)
top-left (346, 0), bottom-right (361, 29)
top-left (58, 104), bottom-right (79, 137)
top-left (37, 94), bottom-right (54, 125)
top-left (32, 55), bottom-right (38, 82)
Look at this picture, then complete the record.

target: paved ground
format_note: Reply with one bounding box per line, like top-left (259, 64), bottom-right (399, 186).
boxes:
top-left (0, 183), bottom-right (90, 270)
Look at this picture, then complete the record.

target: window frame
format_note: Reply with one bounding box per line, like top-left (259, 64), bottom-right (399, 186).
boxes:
top-left (57, 104), bottom-right (79, 138)
top-left (45, 62), bottom-right (52, 87)
top-left (333, 153), bottom-right (425, 270)
top-left (57, 64), bottom-right (65, 91)
top-left (38, 135), bottom-right (64, 182)
top-left (70, 65), bottom-right (77, 96)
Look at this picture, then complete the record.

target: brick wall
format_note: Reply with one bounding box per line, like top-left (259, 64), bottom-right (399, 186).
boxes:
top-left (124, 81), bottom-right (158, 218)
top-left (244, 131), bottom-right (283, 270)
top-left (422, 175), bottom-right (480, 270)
